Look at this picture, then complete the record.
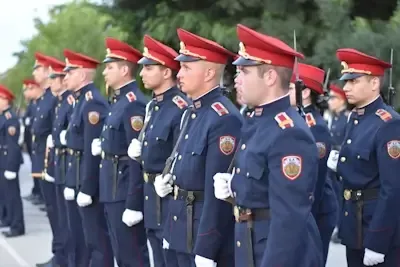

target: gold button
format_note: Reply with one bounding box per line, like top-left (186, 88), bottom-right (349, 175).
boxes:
top-left (346, 139), bottom-right (352, 144)
top-left (233, 192), bottom-right (237, 197)
top-left (173, 216), bottom-right (177, 221)
top-left (241, 144), bottom-right (246, 150)
top-left (178, 155), bottom-right (182, 160)
top-left (236, 241), bottom-right (241, 247)
top-left (354, 120), bottom-right (358, 125)
top-left (340, 157), bottom-right (346, 162)
top-left (142, 160), bottom-right (144, 165)
top-left (185, 134), bottom-right (188, 139)
top-left (236, 168), bottom-right (240, 174)
top-left (173, 175), bottom-right (176, 181)
top-left (150, 125), bottom-right (153, 129)
top-left (145, 196), bottom-right (148, 200)
top-left (344, 211), bottom-right (348, 216)
top-left (68, 162), bottom-right (71, 166)
top-left (191, 113), bottom-right (196, 119)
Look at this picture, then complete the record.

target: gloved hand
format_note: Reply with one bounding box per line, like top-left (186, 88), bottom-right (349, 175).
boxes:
top-left (213, 172), bottom-right (234, 200)
top-left (76, 192), bottom-right (92, 207)
top-left (25, 117), bottom-right (31, 126)
top-left (60, 130), bottom-right (67, 146)
top-left (4, 171), bottom-right (17, 180)
top-left (162, 238), bottom-right (170, 249)
top-left (327, 150), bottom-right (339, 172)
top-left (44, 173), bottom-right (55, 183)
top-left (63, 187), bottom-right (75, 201)
top-left (46, 134), bottom-right (54, 148)
top-left (122, 209), bottom-right (143, 227)
top-left (154, 174), bottom-right (173, 198)
top-left (91, 138), bottom-right (101, 156)
top-left (363, 248), bottom-right (385, 266)
top-left (128, 138), bottom-right (142, 159)
top-left (194, 255), bottom-right (217, 267)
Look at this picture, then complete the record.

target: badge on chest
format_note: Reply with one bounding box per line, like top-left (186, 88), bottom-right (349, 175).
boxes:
top-left (219, 135), bottom-right (235, 155)
top-left (281, 155), bottom-right (302, 180)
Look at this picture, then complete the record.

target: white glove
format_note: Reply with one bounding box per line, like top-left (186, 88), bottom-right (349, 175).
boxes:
top-left (46, 134), bottom-right (54, 148)
top-left (213, 172), bottom-right (234, 200)
top-left (25, 117), bottom-right (31, 126)
top-left (363, 248), bottom-right (385, 266)
top-left (64, 187), bottom-right (76, 201)
top-left (162, 238), bottom-right (170, 249)
top-left (59, 130), bottom-right (67, 146)
top-left (91, 138), bottom-right (101, 156)
top-left (154, 174), bottom-right (173, 198)
top-left (76, 192), bottom-right (92, 207)
top-left (4, 171), bottom-right (17, 180)
top-left (194, 255), bottom-right (217, 267)
top-left (327, 150), bottom-right (339, 172)
top-left (44, 173), bottom-right (55, 183)
top-left (122, 209), bottom-right (143, 227)
top-left (128, 138), bottom-right (142, 159)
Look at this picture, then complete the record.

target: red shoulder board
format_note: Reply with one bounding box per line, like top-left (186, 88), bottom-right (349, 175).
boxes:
top-left (85, 91), bottom-right (93, 101)
top-left (375, 109), bottom-right (392, 122)
top-left (305, 113), bottom-right (316, 127)
top-left (67, 95), bottom-right (75, 105)
top-left (126, 92), bottom-right (136, 102)
top-left (5, 111), bottom-right (11, 120)
top-left (211, 102), bottom-right (229, 116)
top-left (172, 95), bottom-right (188, 109)
top-left (274, 112), bottom-right (294, 129)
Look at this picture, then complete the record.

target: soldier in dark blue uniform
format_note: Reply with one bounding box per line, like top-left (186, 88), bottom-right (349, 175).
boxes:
top-left (43, 56), bottom-right (74, 267)
top-left (63, 49), bottom-right (114, 267)
top-left (214, 24), bottom-right (323, 267)
top-left (329, 48), bottom-right (400, 266)
top-left (22, 79), bottom-right (44, 205)
top-left (0, 85), bottom-right (25, 237)
top-left (288, 63), bottom-right (338, 265)
top-left (128, 34), bottom-right (187, 267)
top-left (31, 53), bottom-right (66, 267)
top-left (95, 37), bottom-right (150, 267)
top-left (154, 28), bottom-right (242, 267)
top-left (327, 83), bottom-right (348, 244)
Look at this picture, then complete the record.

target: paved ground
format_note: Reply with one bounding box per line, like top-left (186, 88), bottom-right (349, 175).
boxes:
top-left (0, 154), bottom-right (348, 266)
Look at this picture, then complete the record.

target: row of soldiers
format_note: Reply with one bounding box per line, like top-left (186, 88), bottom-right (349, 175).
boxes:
top-left (0, 23), bottom-right (399, 267)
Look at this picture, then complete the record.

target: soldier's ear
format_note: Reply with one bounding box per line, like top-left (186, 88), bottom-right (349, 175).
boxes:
top-left (162, 67), bottom-right (172, 80)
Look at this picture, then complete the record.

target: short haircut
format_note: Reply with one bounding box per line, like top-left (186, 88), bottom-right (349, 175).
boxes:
top-left (256, 65), bottom-right (293, 91)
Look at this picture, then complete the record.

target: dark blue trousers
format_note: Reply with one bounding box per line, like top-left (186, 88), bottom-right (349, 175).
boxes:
top-left (2, 173), bottom-right (24, 233)
top-left (0, 172), bottom-right (9, 224)
top-left (147, 228), bottom-right (178, 267)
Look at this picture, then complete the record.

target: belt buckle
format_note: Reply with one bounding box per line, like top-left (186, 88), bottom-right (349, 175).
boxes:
top-left (69, 149), bottom-right (74, 155)
top-left (55, 148), bottom-right (59, 155)
top-left (344, 189), bottom-right (352, 201)
top-left (234, 206), bottom-right (240, 222)
top-left (101, 150), bottom-right (105, 159)
top-left (143, 173), bottom-right (149, 183)
top-left (174, 185), bottom-right (179, 200)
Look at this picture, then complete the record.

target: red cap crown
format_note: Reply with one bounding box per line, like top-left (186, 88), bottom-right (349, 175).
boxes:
top-left (0, 85), bottom-right (15, 101)
top-left (46, 56), bottom-right (66, 75)
top-left (63, 49), bottom-right (100, 70)
top-left (142, 35), bottom-right (180, 70)
top-left (34, 52), bottom-right (50, 68)
top-left (177, 28), bottom-right (235, 64)
top-left (329, 84), bottom-right (346, 99)
top-left (105, 37), bottom-right (142, 63)
top-left (290, 63), bottom-right (324, 94)
top-left (23, 79), bottom-right (39, 88)
top-left (235, 24), bottom-right (304, 68)
top-left (336, 48), bottom-right (391, 77)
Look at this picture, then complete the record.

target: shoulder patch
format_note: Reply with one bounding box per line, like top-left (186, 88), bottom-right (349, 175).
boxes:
top-left (5, 111), bottom-right (11, 120)
top-left (316, 142), bottom-right (326, 158)
top-left (88, 111), bottom-right (100, 125)
top-left (305, 113), bottom-right (316, 127)
top-left (274, 112), bottom-right (294, 129)
top-left (8, 126), bottom-right (16, 136)
top-left (172, 95), bottom-right (188, 109)
top-left (126, 92), bottom-right (136, 102)
top-left (130, 116), bottom-right (144, 131)
top-left (211, 102), bottom-right (229, 116)
top-left (67, 95), bottom-right (75, 105)
top-left (85, 91), bottom-right (93, 101)
top-left (281, 155), bottom-right (302, 180)
top-left (387, 140), bottom-right (400, 159)
top-left (375, 109), bottom-right (392, 122)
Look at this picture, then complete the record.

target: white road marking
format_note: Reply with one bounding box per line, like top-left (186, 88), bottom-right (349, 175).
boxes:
top-left (0, 235), bottom-right (30, 267)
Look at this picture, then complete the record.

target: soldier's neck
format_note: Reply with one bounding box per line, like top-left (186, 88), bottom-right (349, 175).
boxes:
top-left (153, 80), bottom-right (175, 96)
top-left (355, 94), bottom-right (380, 109)
top-left (114, 78), bottom-right (135, 90)
top-left (75, 81), bottom-right (93, 92)
top-left (191, 83), bottom-right (219, 100)
top-left (40, 80), bottom-right (51, 90)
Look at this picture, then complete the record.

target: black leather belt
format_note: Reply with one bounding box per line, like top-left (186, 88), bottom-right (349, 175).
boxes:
top-left (101, 151), bottom-right (130, 161)
top-left (173, 185), bottom-right (204, 253)
top-left (343, 188), bottom-right (379, 249)
top-left (55, 148), bottom-right (66, 155)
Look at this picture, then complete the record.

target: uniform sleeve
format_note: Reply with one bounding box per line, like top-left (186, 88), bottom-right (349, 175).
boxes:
top-left (80, 101), bottom-right (108, 196)
top-left (193, 114), bottom-right (242, 260)
top-left (364, 120), bottom-right (400, 254)
top-left (310, 125), bottom-right (332, 216)
top-left (261, 128), bottom-right (318, 266)
top-left (124, 101), bottom-right (146, 210)
top-left (5, 118), bottom-right (22, 172)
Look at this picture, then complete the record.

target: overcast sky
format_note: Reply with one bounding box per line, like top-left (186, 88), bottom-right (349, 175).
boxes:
top-left (0, 0), bottom-right (100, 73)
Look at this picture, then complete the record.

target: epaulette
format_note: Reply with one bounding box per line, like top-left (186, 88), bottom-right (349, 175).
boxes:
top-left (126, 92), bottom-right (136, 102)
top-left (274, 112), bottom-right (294, 129)
top-left (375, 109), bottom-right (392, 122)
top-left (172, 95), bottom-right (188, 109)
top-left (67, 95), bottom-right (75, 105)
top-left (85, 91), bottom-right (93, 101)
top-left (5, 111), bottom-right (11, 120)
top-left (211, 102), bottom-right (229, 116)
top-left (305, 113), bottom-right (316, 127)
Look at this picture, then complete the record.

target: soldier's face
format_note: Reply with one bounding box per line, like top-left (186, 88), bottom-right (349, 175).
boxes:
top-left (50, 77), bottom-right (64, 94)
top-left (140, 65), bottom-right (164, 90)
top-left (288, 82), bottom-right (296, 106)
top-left (64, 69), bottom-right (80, 90)
top-left (234, 69), bottom-right (245, 105)
top-left (237, 65), bottom-right (265, 106)
top-left (32, 66), bottom-right (48, 85)
top-left (343, 76), bottom-right (379, 106)
top-left (177, 61), bottom-right (205, 96)
top-left (103, 62), bottom-right (123, 88)
top-left (328, 92), bottom-right (345, 112)
top-left (0, 97), bottom-right (8, 110)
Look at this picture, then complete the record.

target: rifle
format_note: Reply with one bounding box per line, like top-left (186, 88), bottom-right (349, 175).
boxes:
top-left (293, 30), bottom-right (305, 118)
top-left (317, 68), bottom-right (331, 112)
top-left (388, 48), bottom-right (396, 107)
